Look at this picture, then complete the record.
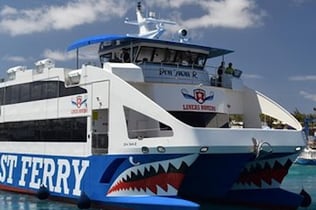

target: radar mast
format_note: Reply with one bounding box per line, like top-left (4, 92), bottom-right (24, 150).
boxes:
top-left (125, 1), bottom-right (176, 39)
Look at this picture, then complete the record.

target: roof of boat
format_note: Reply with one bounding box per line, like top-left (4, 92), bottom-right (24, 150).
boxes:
top-left (67, 34), bottom-right (233, 58)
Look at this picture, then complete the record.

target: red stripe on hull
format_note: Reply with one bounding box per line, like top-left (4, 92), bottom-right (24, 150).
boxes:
top-left (0, 184), bottom-right (35, 195)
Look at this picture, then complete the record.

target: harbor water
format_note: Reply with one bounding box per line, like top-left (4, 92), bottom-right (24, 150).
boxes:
top-left (0, 164), bottom-right (315, 210)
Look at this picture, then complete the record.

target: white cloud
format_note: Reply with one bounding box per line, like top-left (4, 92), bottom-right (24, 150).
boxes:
top-left (0, 0), bottom-right (265, 36)
top-left (289, 75), bottom-right (316, 81)
top-left (148, 0), bottom-right (266, 29)
top-left (0, 5), bottom-right (17, 16)
top-left (300, 90), bottom-right (316, 102)
top-left (2, 55), bottom-right (27, 62)
top-left (148, 0), bottom-right (193, 8)
top-left (43, 49), bottom-right (75, 61)
top-left (185, 0), bottom-right (265, 29)
top-left (0, 0), bottom-right (129, 36)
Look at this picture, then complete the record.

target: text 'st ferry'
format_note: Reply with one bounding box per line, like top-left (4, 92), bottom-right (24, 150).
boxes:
top-left (0, 2), bottom-right (310, 209)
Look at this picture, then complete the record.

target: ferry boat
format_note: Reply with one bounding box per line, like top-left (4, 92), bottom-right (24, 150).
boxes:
top-left (296, 118), bottom-right (316, 165)
top-left (296, 146), bottom-right (316, 165)
top-left (0, 2), bottom-right (310, 209)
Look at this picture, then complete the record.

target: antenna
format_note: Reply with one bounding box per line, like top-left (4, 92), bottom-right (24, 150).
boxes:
top-left (125, 1), bottom-right (176, 39)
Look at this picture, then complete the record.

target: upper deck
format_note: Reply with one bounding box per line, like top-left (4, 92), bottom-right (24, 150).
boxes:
top-left (67, 34), bottom-right (237, 85)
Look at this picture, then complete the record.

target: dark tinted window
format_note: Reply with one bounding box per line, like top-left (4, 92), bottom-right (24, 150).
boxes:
top-left (0, 88), bottom-right (4, 105)
top-left (20, 83), bottom-right (31, 102)
top-left (31, 82), bottom-right (43, 101)
top-left (3, 81), bottom-right (87, 105)
top-left (0, 117), bottom-right (87, 142)
top-left (5, 86), bottom-right (20, 104)
top-left (47, 81), bottom-right (59, 98)
top-left (59, 82), bottom-right (86, 97)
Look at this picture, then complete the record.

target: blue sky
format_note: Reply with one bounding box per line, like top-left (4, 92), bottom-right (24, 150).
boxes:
top-left (0, 0), bottom-right (315, 114)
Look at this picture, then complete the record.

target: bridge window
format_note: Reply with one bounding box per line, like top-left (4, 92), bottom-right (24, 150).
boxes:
top-left (136, 46), bottom-right (207, 68)
top-left (136, 47), bottom-right (153, 63)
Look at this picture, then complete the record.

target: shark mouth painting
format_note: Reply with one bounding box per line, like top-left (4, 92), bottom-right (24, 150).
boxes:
top-left (232, 154), bottom-right (297, 190)
top-left (107, 154), bottom-right (198, 196)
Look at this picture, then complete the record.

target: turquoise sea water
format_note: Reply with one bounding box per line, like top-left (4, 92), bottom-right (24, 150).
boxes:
top-left (0, 164), bottom-right (315, 210)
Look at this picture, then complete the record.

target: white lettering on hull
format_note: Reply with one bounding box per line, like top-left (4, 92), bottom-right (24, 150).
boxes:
top-left (72, 159), bottom-right (90, 196)
top-left (19, 156), bottom-right (32, 186)
top-left (42, 158), bottom-right (56, 192)
top-left (30, 157), bottom-right (43, 189)
top-left (0, 154), bottom-right (90, 196)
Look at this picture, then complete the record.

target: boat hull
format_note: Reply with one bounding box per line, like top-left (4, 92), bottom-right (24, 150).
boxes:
top-left (178, 153), bottom-right (254, 199)
top-left (0, 152), bottom-right (253, 209)
top-left (221, 152), bottom-right (306, 209)
top-left (0, 151), bottom-right (307, 209)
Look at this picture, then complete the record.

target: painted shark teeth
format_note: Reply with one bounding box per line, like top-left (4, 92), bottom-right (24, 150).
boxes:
top-left (107, 154), bottom-right (198, 196)
top-left (232, 153), bottom-right (297, 190)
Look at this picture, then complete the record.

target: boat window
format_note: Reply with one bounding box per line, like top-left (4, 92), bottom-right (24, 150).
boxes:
top-left (152, 48), bottom-right (165, 63)
top-left (46, 81), bottom-right (59, 99)
top-left (163, 49), bottom-right (176, 63)
top-left (0, 117), bottom-right (87, 142)
top-left (174, 51), bottom-right (183, 64)
top-left (136, 46), bottom-right (154, 63)
top-left (124, 106), bottom-right (173, 139)
top-left (20, 83), bottom-right (31, 102)
top-left (120, 48), bottom-right (131, 63)
top-left (100, 46), bottom-right (139, 65)
top-left (131, 46), bottom-right (139, 62)
top-left (6, 85), bottom-right (20, 104)
top-left (100, 53), bottom-right (112, 64)
top-left (196, 54), bottom-right (206, 67)
top-left (169, 111), bottom-right (229, 128)
top-left (2, 81), bottom-right (87, 105)
top-left (136, 46), bottom-right (206, 69)
top-left (0, 88), bottom-right (4, 105)
top-left (178, 52), bottom-right (206, 69)
top-left (59, 82), bottom-right (86, 97)
top-left (31, 82), bottom-right (43, 101)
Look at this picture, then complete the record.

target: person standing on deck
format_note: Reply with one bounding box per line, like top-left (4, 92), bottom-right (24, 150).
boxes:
top-left (217, 61), bottom-right (225, 87)
top-left (121, 48), bottom-right (131, 63)
top-left (225, 62), bottom-right (234, 75)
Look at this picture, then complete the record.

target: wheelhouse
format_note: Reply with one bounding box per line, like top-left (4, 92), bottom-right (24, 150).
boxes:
top-left (97, 37), bottom-right (232, 66)
top-left (68, 35), bottom-right (233, 87)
